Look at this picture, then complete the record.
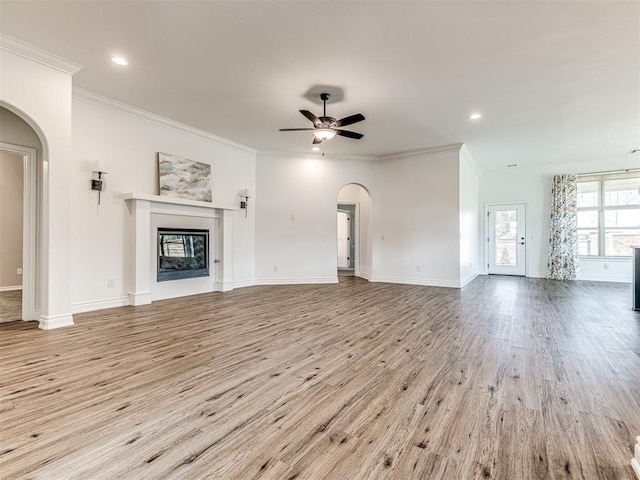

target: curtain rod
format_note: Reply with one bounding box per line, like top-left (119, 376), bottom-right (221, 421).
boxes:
top-left (577, 168), bottom-right (640, 176)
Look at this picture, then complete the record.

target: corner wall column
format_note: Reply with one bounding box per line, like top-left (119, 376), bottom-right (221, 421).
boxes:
top-left (128, 198), bottom-right (152, 305)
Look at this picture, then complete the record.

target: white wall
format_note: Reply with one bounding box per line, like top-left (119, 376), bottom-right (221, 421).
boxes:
top-left (480, 157), bottom-right (638, 282)
top-left (70, 95), bottom-right (256, 312)
top-left (0, 47), bottom-right (77, 328)
top-left (459, 146), bottom-right (481, 286)
top-left (0, 151), bottom-right (23, 288)
top-left (374, 148), bottom-right (462, 287)
top-left (255, 153), bottom-right (376, 284)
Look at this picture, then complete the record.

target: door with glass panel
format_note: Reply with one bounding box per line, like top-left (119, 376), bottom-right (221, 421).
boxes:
top-left (488, 204), bottom-right (526, 276)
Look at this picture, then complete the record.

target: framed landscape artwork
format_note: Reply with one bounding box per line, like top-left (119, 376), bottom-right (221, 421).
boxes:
top-left (158, 152), bottom-right (212, 202)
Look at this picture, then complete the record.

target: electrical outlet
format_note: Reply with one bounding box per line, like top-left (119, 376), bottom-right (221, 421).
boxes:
top-left (16, 268), bottom-right (23, 275)
top-left (290, 214), bottom-right (295, 221)
top-left (604, 264), bottom-right (609, 270)
top-left (380, 234), bottom-right (385, 240)
top-left (273, 265), bottom-right (278, 272)
top-left (416, 266), bottom-right (421, 272)
top-left (107, 278), bottom-right (115, 287)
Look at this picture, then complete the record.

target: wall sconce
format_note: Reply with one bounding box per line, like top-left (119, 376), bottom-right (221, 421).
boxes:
top-left (91, 160), bottom-right (107, 205)
top-left (240, 188), bottom-right (250, 218)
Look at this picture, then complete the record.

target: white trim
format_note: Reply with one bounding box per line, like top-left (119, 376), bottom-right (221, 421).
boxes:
top-left (258, 150), bottom-right (375, 162)
top-left (579, 274), bottom-right (630, 283)
top-left (0, 142), bottom-right (37, 321)
top-left (460, 272), bottom-right (478, 287)
top-left (129, 291), bottom-right (152, 307)
top-left (124, 192), bottom-right (234, 212)
top-left (372, 275), bottom-right (461, 288)
top-left (258, 143), bottom-right (464, 163)
top-left (632, 436), bottom-right (640, 480)
top-left (256, 277), bottom-right (339, 285)
top-left (0, 34), bottom-right (83, 75)
top-left (74, 88), bottom-right (256, 154)
top-left (357, 271), bottom-right (372, 281)
top-left (233, 279), bottom-right (256, 289)
top-left (377, 143), bottom-right (463, 161)
top-left (71, 297), bottom-right (130, 314)
top-left (528, 271), bottom-right (547, 279)
top-left (38, 313), bottom-right (74, 330)
top-left (0, 285), bottom-right (22, 292)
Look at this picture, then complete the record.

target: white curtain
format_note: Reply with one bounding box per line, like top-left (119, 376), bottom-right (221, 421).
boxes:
top-left (547, 174), bottom-right (581, 280)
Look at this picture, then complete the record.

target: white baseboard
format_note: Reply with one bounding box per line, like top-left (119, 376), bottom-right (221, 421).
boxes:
top-left (38, 313), bottom-right (74, 330)
top-left (528, 271), bottom-right (547, 279)
top-left (460, 272), bottom-right (479, 287)
top-left (357, 271), bottom-right (372, 281)
top-left (129, 291), bottom-right (152, 306)
top-left (579, 274), bottom-right (631, 283)
top-left (71, 296), bottom-right (131, 314)
top-left (372, 275), bottom-right (461, 288)
top-left (256, 276), bottom-right (339, 285)
top-left (632, 437), bottom-right (640, 480)
top-left (0, 285), bottom-right (22, 292)
top-left (233, 279), bottom-right (256, 289)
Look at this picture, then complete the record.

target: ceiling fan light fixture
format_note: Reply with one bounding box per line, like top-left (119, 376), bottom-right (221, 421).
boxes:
top-left (313, 128), bottom-right (336, 140)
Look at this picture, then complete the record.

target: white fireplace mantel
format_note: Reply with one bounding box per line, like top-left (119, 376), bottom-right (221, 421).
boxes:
top-left (124, 193), bottom-right (237, 306)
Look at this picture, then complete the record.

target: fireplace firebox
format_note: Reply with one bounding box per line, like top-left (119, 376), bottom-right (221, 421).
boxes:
top-left (157, 228), bottom-right (209, 282)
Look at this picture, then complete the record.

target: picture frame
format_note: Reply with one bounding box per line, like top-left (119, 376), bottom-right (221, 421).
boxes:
top-left (158, 152), bottom-right (212, 202)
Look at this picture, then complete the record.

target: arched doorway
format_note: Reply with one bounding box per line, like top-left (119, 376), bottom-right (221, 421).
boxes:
top-left (0, 106), bottom-right (43, 323)
top-left (336, 183), bottom-right (372, 280)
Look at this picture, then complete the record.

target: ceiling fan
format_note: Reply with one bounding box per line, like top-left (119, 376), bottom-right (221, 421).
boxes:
top-left (279, 93), bottom-right (365, 144)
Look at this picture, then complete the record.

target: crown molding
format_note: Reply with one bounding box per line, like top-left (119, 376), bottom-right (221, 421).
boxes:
top-left (0, 34), bottom-right (83, 75)
top-left (72, 87), bottom-right (257, 155)
top-left (377, 143), bottom-right (463, 161)
top-left (257, 149), bottom-right (376, 162)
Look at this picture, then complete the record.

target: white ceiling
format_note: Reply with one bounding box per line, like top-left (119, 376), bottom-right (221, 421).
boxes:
top-left (1, 1), bottom-right (638, 171)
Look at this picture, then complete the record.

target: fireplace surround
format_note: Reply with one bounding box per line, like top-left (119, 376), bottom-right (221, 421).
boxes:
top-left (125, 193), bottom-right (235, 305)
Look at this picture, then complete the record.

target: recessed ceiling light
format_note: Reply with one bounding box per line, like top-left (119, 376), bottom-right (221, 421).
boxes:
top-left (469, 113), bottom-right (482, 120)
top-left (312, 147), bottom-right (320, 152)
top-left (507, 163), bottom-right (518, 168)
top-left (111, 56), bottom-right (128, 66)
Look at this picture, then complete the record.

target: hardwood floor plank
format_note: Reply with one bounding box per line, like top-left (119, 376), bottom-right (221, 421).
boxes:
top-left (1, 276), bottom-right (638, 479)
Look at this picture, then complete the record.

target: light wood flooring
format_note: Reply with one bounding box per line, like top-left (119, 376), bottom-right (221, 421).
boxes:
top-left (0, 290), bottom-right (21, 322)
top-left (1, 276), bottom-right (639, 479)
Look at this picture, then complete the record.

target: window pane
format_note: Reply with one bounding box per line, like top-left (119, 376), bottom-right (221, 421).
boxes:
top-left (604, 209), bottom-right (640, 228)
top-left (605, 229), bottom-right (640, 256)
top-left (577, 210), bottom-right (598, 228)
top-left (604, 177), bottom-right (640, 206)
top-left (578, 229), bottom-right (599, 256)
top-left (495, 210), bottom-right (517, 265)
top-left (577, 181), bottom-right (600, 208)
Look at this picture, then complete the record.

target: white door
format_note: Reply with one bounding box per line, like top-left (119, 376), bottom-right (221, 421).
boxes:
top-left (337, 210), bottom-right (350, 268)
top-left (488, 203), bottom-right (526, 276)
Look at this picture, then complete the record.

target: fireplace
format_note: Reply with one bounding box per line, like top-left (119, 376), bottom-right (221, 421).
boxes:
top-left (157, 228), bottom-right (209, 282)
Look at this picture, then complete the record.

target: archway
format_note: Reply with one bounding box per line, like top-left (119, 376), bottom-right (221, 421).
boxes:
top-left (0, 106), bottom-right (44, 323)
top-left (336, 183), bottom-right (373, 280)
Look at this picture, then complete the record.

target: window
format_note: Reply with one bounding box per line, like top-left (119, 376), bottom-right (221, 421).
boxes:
top-left (577, 172), bottom-right (640, 257)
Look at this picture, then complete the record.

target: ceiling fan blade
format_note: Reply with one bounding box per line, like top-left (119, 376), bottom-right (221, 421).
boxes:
top-left (312, 136), bottom-right (324, 144)
top-left (335, 129), bottom-right (364, 139)
top-left (300, 110), bottom-right (323, 127)
top-left (279, 128), bottom-right (315, 131)
top-left (334, 113), bottom-right (365, 128)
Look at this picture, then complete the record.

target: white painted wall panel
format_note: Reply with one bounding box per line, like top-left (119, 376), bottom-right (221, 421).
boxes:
top-left (70, 98), bottom-right (256, 309)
